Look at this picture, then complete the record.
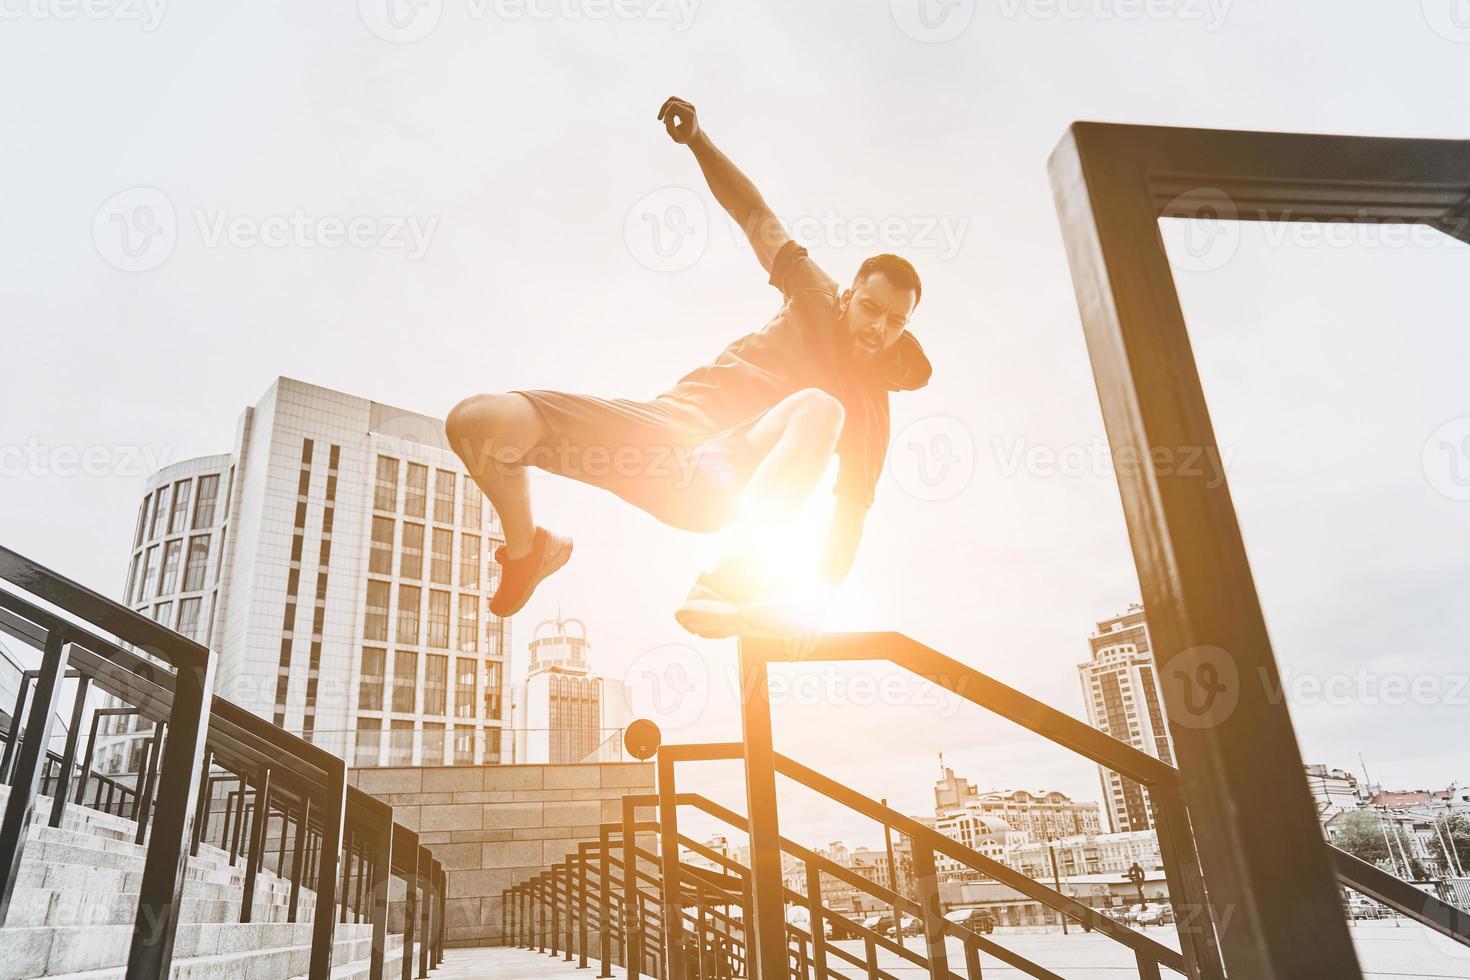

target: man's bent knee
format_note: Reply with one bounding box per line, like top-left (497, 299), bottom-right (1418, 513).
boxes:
top-left (786, 388), bottom-right (844, 437)
top-left (445, 393), bottom-right (543, 468)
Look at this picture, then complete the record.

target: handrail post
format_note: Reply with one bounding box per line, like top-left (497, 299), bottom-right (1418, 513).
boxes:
top-left (288, 795), bottom-right (310, 922)
top-left (401, 843), bottom-right (418, 980)
top-left (804, 859), bottom-right (829, 980)
top-left (0, 671), bottom-right (34, 784)
top-left (47, 674), bottom-right (90, 828)
top-left (418, 844), bottom-right (432, 978)
top-left (313, 765), bottom-right (347, 980)
top-left (578, 846), bottom-right (590, 968)
top-left (369, 809), bottom-right (392, 980)
top-left (1151, 781), bottom-right (1226, 980)
top-left (240, 765), bottom-right (273, 922)
top-left (912, 841), bottom-right (950, 979)
top-left (0, 630), bottom-right (69, 923)
top-left (657, 748), bottom-right (687, 979)
top-left (599, 826), bottom-right (615, 976)
top-left (74, 709), bottom-right (103, 808)
top-left (622, 798), bottom-right (642, 980)
top-left (189, 757), bottom-right (213, 856)
top-left (551, 863), bottom-right (562, 957)
top-left (565, 857), bottom-right (576, 962)
top-left (738, 637), bottom-right (788, 980)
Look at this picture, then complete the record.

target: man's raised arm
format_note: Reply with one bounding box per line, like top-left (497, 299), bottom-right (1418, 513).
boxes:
top-left (658, 96), bottom-right (789, 273)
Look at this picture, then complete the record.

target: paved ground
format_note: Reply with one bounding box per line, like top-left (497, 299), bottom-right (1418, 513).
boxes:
top-left (441, 921), bottom-right (1470, 978)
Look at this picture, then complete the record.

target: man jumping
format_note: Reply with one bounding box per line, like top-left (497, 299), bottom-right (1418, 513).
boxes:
top-left (445, 96), bottom-right (931, 639)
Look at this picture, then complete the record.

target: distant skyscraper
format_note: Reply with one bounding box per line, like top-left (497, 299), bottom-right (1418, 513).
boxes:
top-left (115, 377), bottom-right (513, 769)
top-left (511, 615), bottom-right (630, 764)
top-left (1078, 603), bottom-right (1174, 833)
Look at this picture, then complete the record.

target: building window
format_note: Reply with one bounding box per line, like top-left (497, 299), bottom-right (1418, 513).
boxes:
top-left (483, 727), bottom-right (501, 764)
top-left (364, 581), bottom-right (390, 641)
top-left (389, 719), bottom-right (414, 766)
top-left (453, 725), bottom-right (474, 765)
top-left (457, 594), bottom-right (479, 653)
top-left (149, 486), bottom-right (170, 540)
top-left (404, 463), bottom-right (427, 518)
top-left (434, 469), bottom-right (456, 524)
top-left (183, 535), bottom-right (210, 592)
top-left (375, 455), bottom-right (399, 512)
top-left (454, 657), bottom-right (476, 717)
top-left (139, 546), bottom-right (161, 602)
top-left (359, 647), bottom-right (386, 711)
top-left (427, 589), bottom-right (450, 648)
top-left (176, 597), bottom-right (201, 639)
top-left (483, 661), bottom-right (503, 720)
top-left (423, 721), bottom-right (446, 765)
top-left (392, 652), bottom-right (418, 714)
top-left (370, 516), bottom-right (394, 575)
top-left (133, 500), bottom-right (147, 549)
top-left (400, 523), bottom-right (424, 580)
top-left (396, 585), bottom-right (421, 644)
top-left (462, 483), bottom-right (482, 530)
top-left (459, 535), bottom-right (480, 589)
top-left (430, 529), bottom-right (452, 585)
top-left (159, 539), bottom-right (182, 594)
top-left (424, 654), bottom-right (447, 716)
top-left (153, 601), bottom-right (173, 627)
top-left (169, 479), bottom-right (192, 534)
top-left (356, 716), bottom-right (382, 767)
top-left (193, 473), bottom-right (219, 528)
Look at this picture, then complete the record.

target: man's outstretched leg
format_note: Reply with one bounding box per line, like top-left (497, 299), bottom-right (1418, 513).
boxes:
top-left (676, 387), bottom-right (844, 638)
top-left (446, 393), bottom-right (573, 617)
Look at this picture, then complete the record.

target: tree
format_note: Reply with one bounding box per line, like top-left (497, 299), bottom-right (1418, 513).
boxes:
top-left (1432, 814), bottom-right (1470, 875)
top-left (1332, 809), bottom-right (1421, 877)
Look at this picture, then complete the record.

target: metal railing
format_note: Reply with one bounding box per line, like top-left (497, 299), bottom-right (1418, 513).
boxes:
top-left (502, 631), bottom-right (1470, 979)
top-left (0, 545), bottom-right (446, 980)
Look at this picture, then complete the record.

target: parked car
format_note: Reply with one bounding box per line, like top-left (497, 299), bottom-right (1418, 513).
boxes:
top-left (1136, 905), bottom-right (1173, 926)
top-left (943, 907), bottom-right (997, 934)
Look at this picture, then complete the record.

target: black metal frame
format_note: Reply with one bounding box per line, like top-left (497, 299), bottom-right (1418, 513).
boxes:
top-left (0, 546), bottom-right (446, 979)
top-left (1046, 122), bottom-right (1470, 979)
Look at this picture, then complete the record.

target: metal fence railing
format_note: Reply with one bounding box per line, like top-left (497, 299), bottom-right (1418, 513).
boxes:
top-left (0, 545), bottom-right (446, 980)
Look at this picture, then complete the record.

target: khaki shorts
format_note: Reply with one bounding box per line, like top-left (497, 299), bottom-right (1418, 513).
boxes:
top-left (513, 390), bottom-right (766, 533)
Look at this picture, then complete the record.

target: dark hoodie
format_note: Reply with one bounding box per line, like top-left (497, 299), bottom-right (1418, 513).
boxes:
top-left (661, 241), bottom-right (933, 509)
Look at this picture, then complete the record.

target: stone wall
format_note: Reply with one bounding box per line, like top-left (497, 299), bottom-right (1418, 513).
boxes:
top-left (349, 761), bottom-right (654, 947)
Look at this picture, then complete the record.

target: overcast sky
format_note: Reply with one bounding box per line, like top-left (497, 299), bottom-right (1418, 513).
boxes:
top-left (2, 0), bottom-right (1467, 848)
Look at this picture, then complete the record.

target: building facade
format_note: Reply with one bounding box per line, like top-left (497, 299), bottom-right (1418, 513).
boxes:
top-left (114, 377), bottom-right (513, 769)
top-left (511, 615), bottom-right (629, 764)
top-left (1078, 603), bottom-right (1175, 833)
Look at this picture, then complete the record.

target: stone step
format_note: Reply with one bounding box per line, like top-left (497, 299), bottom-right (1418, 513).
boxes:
top-left (19, 834), bottom-right (305, 901)
top-left (1, 920), bottom-right (392, 980)
top-left (40, 931), bottom-right (405, 980)
top-left (15, 855), bottom-right (317, 913)
top-left (4, 885), bottom-right (318, 928)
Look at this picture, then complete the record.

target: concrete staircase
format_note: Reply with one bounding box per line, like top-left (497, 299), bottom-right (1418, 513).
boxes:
top-left (0, 785), bottom-right (406, 980)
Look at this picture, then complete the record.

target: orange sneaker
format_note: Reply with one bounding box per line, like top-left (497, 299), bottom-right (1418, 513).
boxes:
top-left (489, 527), bottom-right (573, 617)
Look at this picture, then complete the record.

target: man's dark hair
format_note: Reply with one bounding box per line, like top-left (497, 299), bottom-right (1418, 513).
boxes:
top-left (853, 253), bottom-right (922, 306)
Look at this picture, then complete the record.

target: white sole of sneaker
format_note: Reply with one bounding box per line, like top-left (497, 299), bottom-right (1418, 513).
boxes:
top-left (674, 590), bottom-right (746, 639)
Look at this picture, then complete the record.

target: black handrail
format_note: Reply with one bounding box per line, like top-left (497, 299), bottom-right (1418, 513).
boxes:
top-left (0, 546), bottom-right (446, 980)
